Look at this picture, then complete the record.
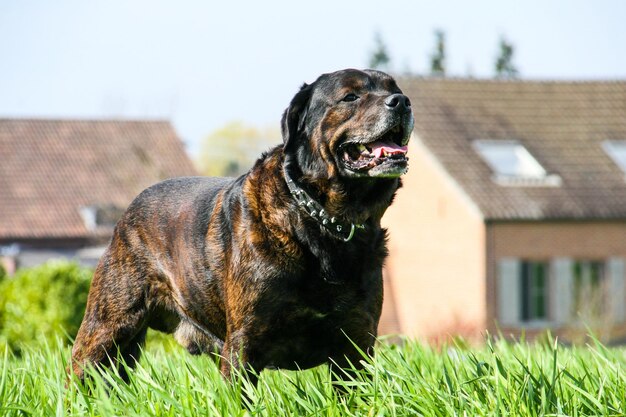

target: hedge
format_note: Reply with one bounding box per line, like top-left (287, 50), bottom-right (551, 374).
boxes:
top-left (0, 260), bottom-right (92, 354)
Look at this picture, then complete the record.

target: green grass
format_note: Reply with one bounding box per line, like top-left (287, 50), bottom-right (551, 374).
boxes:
top-left (1, 334), bottom-right (625, 416)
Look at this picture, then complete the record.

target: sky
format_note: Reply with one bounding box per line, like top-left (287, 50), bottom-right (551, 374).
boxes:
top-left (1, 0), bottom-right (625, 156)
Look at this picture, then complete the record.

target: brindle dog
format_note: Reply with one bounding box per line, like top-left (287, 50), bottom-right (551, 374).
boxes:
top-left (70, 68), bottom-right (414, 384)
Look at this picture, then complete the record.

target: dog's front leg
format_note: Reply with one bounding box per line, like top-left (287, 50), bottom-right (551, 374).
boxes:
top-left (219, 329), bottom-right (260, 387)
top-left (328, 330), bottom-right (377, 395)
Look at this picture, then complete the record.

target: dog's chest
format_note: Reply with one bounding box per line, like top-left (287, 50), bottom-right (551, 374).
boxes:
top-left (252, 267), bottom-right (381, 370)
top-left (259, 301), bottom-right (366, 370)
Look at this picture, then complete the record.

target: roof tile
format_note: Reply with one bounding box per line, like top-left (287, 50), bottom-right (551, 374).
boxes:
top-left (399, 78), bottom-right (626, 220)
top-left (0, 119), bottom-right (197, 239)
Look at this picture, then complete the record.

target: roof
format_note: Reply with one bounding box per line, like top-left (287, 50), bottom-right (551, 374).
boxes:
top-left (399, 78), bottom-right (626, 220)
top-left (0, 119), bottom-right (197, 240)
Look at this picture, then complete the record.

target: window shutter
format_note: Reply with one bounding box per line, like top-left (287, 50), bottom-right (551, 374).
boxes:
top-left (551, 258), bottom-right (573, 325)
top-left (607, 257), bottom-right (625, 323)
top-left (498, 258), bottom-right (520, 326)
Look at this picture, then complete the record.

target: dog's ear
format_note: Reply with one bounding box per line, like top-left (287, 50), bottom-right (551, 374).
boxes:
top-left (281, 83), bottom-right (313, 152)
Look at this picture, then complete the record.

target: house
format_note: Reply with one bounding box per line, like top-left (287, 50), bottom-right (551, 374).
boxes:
top-left (0, 119), bottom-right (197, 272)
top-left (381, 78), bottom-right (626, 343)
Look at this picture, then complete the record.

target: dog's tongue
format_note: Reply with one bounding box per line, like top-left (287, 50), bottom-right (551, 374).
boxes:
top-left (370, 141), bottom-right (408, 158)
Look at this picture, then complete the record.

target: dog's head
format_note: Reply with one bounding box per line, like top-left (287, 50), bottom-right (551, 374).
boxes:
top-left (282, 69), bottom-right (414, 180)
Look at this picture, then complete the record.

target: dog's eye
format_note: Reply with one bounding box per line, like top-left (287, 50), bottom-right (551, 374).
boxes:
top-left (342, 93), bottom-right (359, 102)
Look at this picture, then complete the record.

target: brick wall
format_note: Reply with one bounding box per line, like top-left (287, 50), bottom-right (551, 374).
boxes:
top-left (487, 221), bottom-right (626, 342)
top-left (490, 222), bottom-right (626, 259)
top-left (382, 138), bottom-right (486, 341)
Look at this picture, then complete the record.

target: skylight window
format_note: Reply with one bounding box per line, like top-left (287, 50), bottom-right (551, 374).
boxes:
top-left (473, 140), bottom-right (561, 186)
top-left (602, 140), bottom-right (626, 175)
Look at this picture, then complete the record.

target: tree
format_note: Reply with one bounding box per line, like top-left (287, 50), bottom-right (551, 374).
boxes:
top-left (196, 121), bottom-right (281, 177)
top-left (430, 29), bottom-right (446, 77)
top-left (495, 36), bottom-right (518, 79)
top-left (368, 32), bottom-right (391, 71)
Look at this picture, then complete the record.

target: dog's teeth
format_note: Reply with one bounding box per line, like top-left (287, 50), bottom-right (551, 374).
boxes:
top-left (356, 144), bottom-right (368, 154)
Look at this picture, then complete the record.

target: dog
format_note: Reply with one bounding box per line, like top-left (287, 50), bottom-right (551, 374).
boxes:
top-left (70, 68), bottom-right (414, 385)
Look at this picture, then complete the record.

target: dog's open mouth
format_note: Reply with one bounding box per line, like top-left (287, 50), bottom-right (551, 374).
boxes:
top-left (340, 124), bottom-right (408, 173)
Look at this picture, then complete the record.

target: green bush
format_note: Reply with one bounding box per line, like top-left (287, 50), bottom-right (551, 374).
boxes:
top-left (0, 260), bottom-right (92, 354)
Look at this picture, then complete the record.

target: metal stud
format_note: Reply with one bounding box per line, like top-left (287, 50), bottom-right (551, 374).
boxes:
top-left (319, 209), bottom-right (325, 217)
top-left (310, 210), bottom-right (317, 217)
top-left (322, 219), bottom-right (329, 225)
top-left (330, 217), bottom-right (336, 224)
top-left (307, 201), bottom-right (313, 207)
top-left (336, 225), bottom-right (342, 232)
top-left (299, 201), bottom-right (306, 206)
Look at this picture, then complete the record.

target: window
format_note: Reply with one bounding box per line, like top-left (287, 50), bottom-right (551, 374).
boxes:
top-left (498, 258), bottom-right (551, 326)
top-left (79, 204), bottom-right (125, 231)
top-left (473, 140), bottom-right (561, 186)
top-left (572, 261), bottom-right (606, 319)
top-left (602, 140), bottom-right (626, 175)
top-left (520, 261), bottom-right (549, 321)
top-left (499, 257), bottom-right (625, 327)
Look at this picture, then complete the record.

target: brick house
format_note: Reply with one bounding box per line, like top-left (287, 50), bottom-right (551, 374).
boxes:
top-left (381, 79), bottom-right (626, 343)
top-left (0, 119), bottom-right (197, 272)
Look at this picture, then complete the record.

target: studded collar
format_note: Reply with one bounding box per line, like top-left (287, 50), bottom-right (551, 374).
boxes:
top-left (283, 167), bottom-right (364, 242)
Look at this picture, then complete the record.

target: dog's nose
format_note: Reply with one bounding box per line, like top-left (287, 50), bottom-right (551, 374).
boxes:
top-left (384, 94), bottom-right (411, 113)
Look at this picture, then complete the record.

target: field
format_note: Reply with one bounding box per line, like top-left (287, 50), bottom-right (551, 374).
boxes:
top-left (1, 334), bottom-right (625, 417)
